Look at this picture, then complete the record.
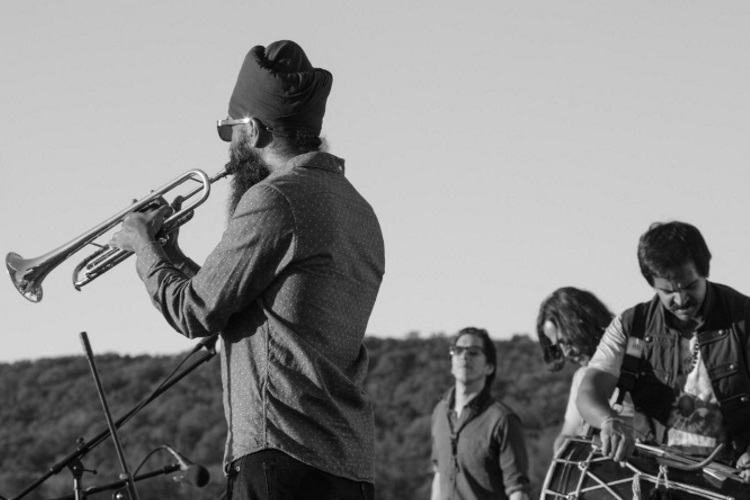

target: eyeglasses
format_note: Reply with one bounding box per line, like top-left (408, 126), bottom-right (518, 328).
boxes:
top-left (216, 117), bottom-right (274, 142)
top-left (217, 117), bottom-right (251, 142)
top-left (449, 346), bottom-right (485, 357)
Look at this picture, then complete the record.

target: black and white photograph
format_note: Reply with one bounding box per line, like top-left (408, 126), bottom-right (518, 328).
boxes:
top-left (1, 1), bottom-right (749, 499)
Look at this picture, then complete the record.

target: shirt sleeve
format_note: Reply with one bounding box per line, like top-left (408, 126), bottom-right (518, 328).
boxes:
top-left (135, 183), bottom-right (295, 338)
top-left (496, 412), bottom-right (530, 497)
top-left (587, 314), bottom-right (627, 378)
top-left (430, 403), bottom-right (439, 469)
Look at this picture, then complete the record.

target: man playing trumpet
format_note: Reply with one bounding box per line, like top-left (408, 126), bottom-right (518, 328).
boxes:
top-left (111, 40), bottom-right (385, 500)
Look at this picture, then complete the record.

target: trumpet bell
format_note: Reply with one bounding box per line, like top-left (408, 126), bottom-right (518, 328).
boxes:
top-left (6, 252), bottom-right (45, 303)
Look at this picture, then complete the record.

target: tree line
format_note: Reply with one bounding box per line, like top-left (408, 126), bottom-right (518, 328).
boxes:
top-left (0, 334), bottom-right (576, 500)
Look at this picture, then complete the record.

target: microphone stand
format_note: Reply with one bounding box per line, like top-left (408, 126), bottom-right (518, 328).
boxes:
top-left (5, 334), bottom-right (218, 500)
top-left (47, 464), bottom-right (182, 500)
top-left (80, 331), bottom-right (140, 500)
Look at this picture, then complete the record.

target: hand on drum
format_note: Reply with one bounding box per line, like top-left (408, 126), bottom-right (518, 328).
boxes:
top-left (599, 416), bottom-right (635, 465)
top-left (736, 451), bottom-right (750, 483)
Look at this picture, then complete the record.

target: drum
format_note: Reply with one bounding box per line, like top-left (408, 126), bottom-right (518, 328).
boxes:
top-left (540, 437), bottom-right (748, 500)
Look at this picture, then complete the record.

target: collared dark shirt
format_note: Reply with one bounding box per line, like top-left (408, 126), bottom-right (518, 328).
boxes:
top-left (431, 388), bottom-right (530, 500)
top-left (136, 152), bottom-right (385, 482)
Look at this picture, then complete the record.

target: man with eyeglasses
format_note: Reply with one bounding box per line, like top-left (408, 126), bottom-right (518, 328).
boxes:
top-left (430, 327), bottom-right (530, 500)
top-left (111, 40), bottom-right (385, 500)
top-left (576, 221), bottom-right (750, 485)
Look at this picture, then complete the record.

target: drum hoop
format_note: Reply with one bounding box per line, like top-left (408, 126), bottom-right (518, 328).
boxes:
top-left (540, 437), bottom-right (740, 500)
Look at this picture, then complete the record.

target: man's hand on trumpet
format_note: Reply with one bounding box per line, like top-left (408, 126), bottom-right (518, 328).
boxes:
top-left (110, 202), bottom-right (171, 254)
top-left (111, 196), bottom-right (201, 277)
top-left (159, 196), bottom-right (201, 276)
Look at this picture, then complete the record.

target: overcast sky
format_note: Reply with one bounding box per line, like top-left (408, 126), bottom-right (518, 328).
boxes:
top-left (1, 1), bottom-right (749, 363)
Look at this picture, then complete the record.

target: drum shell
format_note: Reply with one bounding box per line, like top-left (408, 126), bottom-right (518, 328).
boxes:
top-left (540, 437), bottom-right (749, 500)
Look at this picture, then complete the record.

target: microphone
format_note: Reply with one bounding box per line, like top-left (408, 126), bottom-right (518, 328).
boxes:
top-left (163, 445), bottom-right (210, 487)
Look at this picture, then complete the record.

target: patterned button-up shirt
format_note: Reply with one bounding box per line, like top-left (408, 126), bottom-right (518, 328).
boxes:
top-left (136, 152), bottom-right (385, 482)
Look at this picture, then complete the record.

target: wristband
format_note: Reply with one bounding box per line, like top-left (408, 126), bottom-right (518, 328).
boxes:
top-left (601, 416), bottom-right (624, 429)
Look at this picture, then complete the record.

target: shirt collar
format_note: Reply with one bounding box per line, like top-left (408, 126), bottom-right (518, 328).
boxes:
top-left (285, 151), bottom-right (345, 175)
top-left (445, 386), bottom-right (492, 412)
top-left (698, 280), bottom-right (715, 324)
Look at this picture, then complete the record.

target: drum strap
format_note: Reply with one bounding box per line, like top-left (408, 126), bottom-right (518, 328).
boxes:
top-left (616, 303), bottom-right (646, 406)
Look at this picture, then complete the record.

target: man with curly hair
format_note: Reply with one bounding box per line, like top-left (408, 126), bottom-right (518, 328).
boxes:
top-left (537, 287), bottom-right (632, 451)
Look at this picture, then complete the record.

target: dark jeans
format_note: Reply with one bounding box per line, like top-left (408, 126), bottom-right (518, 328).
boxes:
top-left (226, 449), bottom-right (375, 500)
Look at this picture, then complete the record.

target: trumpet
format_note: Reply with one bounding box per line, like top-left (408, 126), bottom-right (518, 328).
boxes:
top-left (6, 168), bottom-right (229, 303)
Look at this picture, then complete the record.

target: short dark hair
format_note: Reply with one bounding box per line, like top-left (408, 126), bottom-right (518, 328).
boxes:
top-left (452, 327), bottom-right (497, 391)
top-left (637, 221), bottom-right (711, 286)
top-left (536, 287), bottom-right (614, 371)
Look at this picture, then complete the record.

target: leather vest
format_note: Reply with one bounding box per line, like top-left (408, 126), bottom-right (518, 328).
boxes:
top-left (617, 282), bottom-right (750, 458)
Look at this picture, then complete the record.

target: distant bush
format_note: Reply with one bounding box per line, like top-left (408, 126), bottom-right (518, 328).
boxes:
top-left (0, 334), bottom-right (573, 500)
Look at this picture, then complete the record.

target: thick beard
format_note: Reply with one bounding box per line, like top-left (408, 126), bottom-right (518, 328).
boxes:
top-left (225, 139), bottom-right (271, 218)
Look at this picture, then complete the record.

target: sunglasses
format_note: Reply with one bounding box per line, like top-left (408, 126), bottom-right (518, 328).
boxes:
top-left (216, 117), bottom-right (251, 142)
top-left (216, 117), bottom-right (275, 142)
top-left (449, 346), bottom-right (485, 357)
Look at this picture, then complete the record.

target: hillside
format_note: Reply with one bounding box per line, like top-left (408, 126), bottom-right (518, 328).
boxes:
top-left (0, 334), bottom-right (576, 500)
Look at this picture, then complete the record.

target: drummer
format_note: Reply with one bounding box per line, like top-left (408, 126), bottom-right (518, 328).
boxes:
top-left (536, 287), bottom-right (633, 452)
top-left (576, 221), bottom-right (750, 482)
